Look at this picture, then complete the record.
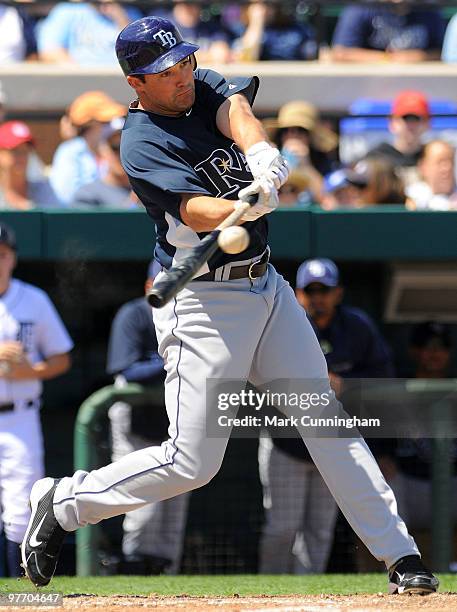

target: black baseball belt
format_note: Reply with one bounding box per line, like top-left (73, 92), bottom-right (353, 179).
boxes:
top-left (194, 249), bottom-right (270, 282)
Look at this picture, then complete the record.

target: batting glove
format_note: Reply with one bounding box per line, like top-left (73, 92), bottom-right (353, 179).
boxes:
top-left (235, 177), bottom-right (279, 222)
top-left (245, 141), bottom-right (290, 189)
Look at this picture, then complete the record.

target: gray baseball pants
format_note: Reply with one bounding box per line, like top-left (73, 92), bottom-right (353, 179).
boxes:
top-left (53, 263), bottom-right (418, 569)
top-left (109, 401), bottom-right (189, 573)
top-left (258, 434), bottom-right (338, 573)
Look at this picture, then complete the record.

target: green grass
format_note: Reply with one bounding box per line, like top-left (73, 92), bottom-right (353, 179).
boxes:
top-left (0, 574), bottom-right (456, 597)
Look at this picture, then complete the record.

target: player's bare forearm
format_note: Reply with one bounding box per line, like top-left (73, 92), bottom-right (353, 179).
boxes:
top-left (330, 46), bottom-right (389, 62)
top-left (5, 353), bottom-right (71, 381)
top-left (39, 49), bottom-right (75, 64)
top-left (216, 94), bottom-right (270, 153)
top-left (180, 194), bottom-right (240, 232)
top-left (387, 49), bottom-right (441, 62)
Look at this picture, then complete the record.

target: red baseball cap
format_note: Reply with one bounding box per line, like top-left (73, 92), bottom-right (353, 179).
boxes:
top-left (0, 121), bottom-right (34, 150)
top-left (391, 91), bottom-right (430, 118)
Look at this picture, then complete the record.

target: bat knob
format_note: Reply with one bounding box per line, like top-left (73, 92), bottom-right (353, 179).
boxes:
top-left (147, 289), bottom-right (165, 308)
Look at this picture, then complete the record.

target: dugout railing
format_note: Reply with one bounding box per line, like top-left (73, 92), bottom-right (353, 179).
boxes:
top-left (74, 380), bottom-right (456, 576)
top-left (73, 383), bottom-right (164, 576)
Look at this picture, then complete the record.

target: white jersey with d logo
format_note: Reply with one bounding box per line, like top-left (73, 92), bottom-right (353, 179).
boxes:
top-left (0, 278), bottom-right (73, 544)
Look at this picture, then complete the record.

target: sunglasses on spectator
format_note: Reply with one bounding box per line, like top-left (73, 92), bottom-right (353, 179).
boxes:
top-left (280, 185), bottom-right (300, 195)
top-left (303, 285), bottom-right (333, 295)
top-left (399, 114), bottom-right (424, 123)
top-left (279, 127), bottom-right (310, 137)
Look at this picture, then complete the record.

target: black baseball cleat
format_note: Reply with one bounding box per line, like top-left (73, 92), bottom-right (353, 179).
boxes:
top-left (21, 477), bottom-right (67, 587)
top-left (388, 554), bottom-right (439, 595)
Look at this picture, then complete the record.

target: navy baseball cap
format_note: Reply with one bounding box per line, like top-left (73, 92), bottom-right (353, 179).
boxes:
top-left (410, 322), bottom-right (452, 349)
top-left (0, 223), bottom-right (16, 250)
top-left (323, 168), bottom-right (367, 194)
top-left (296, 258), bottom-right (339, 289)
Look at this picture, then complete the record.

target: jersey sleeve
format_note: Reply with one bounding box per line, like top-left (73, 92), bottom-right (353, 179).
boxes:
top-left (35, 292), bottom-right (74, 358)
top-left (349, 311), bottom-right (394, 378)
top-left (442, 15), bottom-right (457, 61)
top-left (426, 11), bottom-right (446, 49)
top-left (195, 68), bottom-right (259, 115)
top-left (107, 303), bottom-right (143, 374)
top-left (122, 136), bottom-right (211, 219)
top-left (106, 301), bottom-right (164, 383)
top-left (37, 5), bottom-right (72, 52)
top-left (19, 8), bottom-right (38, 57)
top-left (332, 7), bottom-right (371, 48)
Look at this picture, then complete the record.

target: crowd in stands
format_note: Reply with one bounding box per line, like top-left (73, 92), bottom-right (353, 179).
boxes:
top-left (1, 2), bottom-right (457, 210)
top-left (4, 1), bottom-right (457, 67)
top-left (2, 0), bottom-right (457, 578)
top-left (0, 86), bottom-right (456, 211)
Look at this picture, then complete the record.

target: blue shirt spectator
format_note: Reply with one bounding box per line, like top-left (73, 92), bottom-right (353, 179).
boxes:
top-left (37, 2), bottom-right (142, 65)
top-left (50, 91), bottom-right (126, 205)
top-left (442, 14), bottom-right (457, 62)
top-left (228, 1), bottom-right (317, 62)
top-left (51, 137), bottom-right (101, 207)
top-left (71, 122), bottom-right (136, 209)
top-left (331, 5), bottom-right (445, 62)
top-left (72, 181), bottom-right (134, 209)
top-left (157, 2), bottom-right (232, 64)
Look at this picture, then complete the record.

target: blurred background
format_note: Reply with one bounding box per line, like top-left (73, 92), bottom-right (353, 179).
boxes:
top-left (2, 0), bottom-right (457, 581)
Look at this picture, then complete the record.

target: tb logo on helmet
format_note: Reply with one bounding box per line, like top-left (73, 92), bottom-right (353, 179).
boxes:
top-left (153, 30), bottom-right (177, 48)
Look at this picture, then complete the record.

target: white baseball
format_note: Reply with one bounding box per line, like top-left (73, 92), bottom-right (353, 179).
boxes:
top-left (217, 226), bottom-right (250, 254)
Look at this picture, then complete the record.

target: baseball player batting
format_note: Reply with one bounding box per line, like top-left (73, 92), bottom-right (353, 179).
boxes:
top-left (22, 16), bottom-right (437, 595)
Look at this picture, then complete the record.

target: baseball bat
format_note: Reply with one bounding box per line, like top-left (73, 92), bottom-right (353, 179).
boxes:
top-left (147, 192), bottom-right (258, 308)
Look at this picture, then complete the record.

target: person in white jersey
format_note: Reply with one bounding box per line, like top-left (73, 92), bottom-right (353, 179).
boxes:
top-left (0, 223), bottom-right (73, 576)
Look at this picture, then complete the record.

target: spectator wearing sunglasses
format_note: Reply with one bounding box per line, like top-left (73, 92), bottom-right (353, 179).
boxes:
top-left (365, 91), bottom-right (430, 186)
top-left (71, 118), bottom-right (137, 209)
top-left (263, 101), bottom-right (339, 204)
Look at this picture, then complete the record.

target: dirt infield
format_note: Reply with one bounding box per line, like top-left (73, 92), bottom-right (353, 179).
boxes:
top-left (15, 592), bottom-right (454, 611)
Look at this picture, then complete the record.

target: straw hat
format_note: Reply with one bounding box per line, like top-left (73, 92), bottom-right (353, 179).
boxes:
top-left (264, 101), bottom-right (338, 153)
top-left (284, 170), bottom-right (310, 193)
top-left (68, 91), bottom-right (127, 127)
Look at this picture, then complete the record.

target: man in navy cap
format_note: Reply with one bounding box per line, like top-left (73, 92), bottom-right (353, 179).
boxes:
top-left (295, 258), bottom-right (394, 391)
top-left (259, 258), bottom-right (394, 574)
top-left (321, 168), bottom-right (366, 210)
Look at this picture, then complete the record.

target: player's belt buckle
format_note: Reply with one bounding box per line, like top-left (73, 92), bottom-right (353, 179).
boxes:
top-left (248, 260), bottom-right (259, 281)
top-left (248, 247), bottom-right (270, 281)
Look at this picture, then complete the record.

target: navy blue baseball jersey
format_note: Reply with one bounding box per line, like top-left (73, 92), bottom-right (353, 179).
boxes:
top-left (121, 68), bottom-right (267, 271)
top-left (106, 296), bottom-right (163, 378)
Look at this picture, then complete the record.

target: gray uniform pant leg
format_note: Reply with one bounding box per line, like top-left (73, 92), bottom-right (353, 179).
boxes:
top-left (108, 401), bottom-right (189, 572)
top-left (53, 276), bottom-right (271, 531)
top-left (249, 267), bottom-right (418, 569)
top-left (258, 434), bottom-right (337, 573)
